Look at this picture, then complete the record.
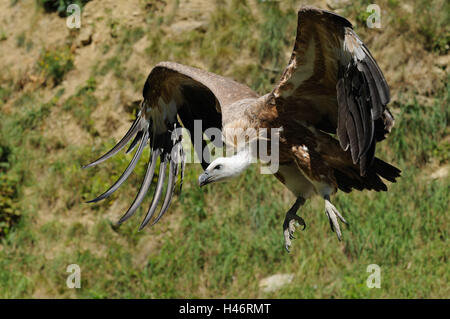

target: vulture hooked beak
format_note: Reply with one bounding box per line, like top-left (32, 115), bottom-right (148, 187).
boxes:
top-left (198, 171), bottom-right (212, 187)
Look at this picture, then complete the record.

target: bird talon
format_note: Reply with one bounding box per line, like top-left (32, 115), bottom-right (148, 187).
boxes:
top-left (284, 228), bottom-right (292, 253)
top-left (294, 215), bottom-right (306, 230)
top-left (282, 198), bottom-right (306, 252)
top-left (325, 197), bottom-right (345, 241)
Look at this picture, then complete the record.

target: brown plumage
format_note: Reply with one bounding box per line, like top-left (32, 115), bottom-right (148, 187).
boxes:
top-left (84, 7), bottom-right (400, 248)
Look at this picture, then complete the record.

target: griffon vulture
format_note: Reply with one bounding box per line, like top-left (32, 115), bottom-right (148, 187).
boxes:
top-left (84, 7), bottom-right (401, 251)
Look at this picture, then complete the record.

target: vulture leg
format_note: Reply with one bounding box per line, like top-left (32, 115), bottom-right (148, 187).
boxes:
top-left (283, 197), bottom-right (306, 253)
top-left (324, 195), bottom-right (348, 241)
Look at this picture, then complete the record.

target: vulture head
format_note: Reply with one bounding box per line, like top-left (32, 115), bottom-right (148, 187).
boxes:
top-left (198, 150), bottom-right (252, 187)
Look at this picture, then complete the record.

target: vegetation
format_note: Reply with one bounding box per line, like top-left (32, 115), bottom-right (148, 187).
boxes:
top-left (62, 77), bottom-right (98, 135)
top-left (0, 0), bottom-right (448, 298)
top-left (37, 47), bottom-right (74, 86)
top-left (36, 0), bottom-right (91, 17)
top-left (0, 147), bottom-right (21, 238)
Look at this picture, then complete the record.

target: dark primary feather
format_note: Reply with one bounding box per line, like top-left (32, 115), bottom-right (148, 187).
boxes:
top-left (339, 29), bottom-right (392, 174)
top-left (336, 50), bottom-right (391, 175)
top-left (126, 130), bottom-right (143, 154)
top-left (179, 143), bottom-right (186, 193)
top-left (82, 113), bottom-right (184, 229)
top-left (139, 153), bottom-right (167, 230)
top-left (86, 128), bottom-right (148, 203)
top-left (336, 79), bottom-right (349, 151)
top-left (151, 142), bottom-right (180, 226)
top-left (82, 115), bottom-right (144, 169)
top-left (117, 148), bottom-right (160, 225)
top-left (334, 156), bottom-right (400, 193)
top-left (360, 43), bottom-right (390, 105)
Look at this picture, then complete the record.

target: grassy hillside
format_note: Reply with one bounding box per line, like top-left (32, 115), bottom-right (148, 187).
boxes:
top-left (0, 0), bottom-right (448, 298)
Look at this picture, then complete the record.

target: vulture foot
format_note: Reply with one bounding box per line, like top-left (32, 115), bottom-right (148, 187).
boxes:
top-left (324, 195), bottom-right (348, 241)
top-left (283, 197), bottom-right (306, 253)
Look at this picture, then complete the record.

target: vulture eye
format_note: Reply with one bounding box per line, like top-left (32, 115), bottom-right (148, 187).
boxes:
top-left (214, 164), bottom-right (222, 170)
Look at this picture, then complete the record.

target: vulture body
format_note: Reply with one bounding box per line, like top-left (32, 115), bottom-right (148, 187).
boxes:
top-left (84, 7), bottom-right (400, 251)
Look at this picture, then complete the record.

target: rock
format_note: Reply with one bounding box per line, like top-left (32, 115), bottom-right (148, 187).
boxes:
top-left (401, 4), bottom-right (414, 14)
top-left (169, 20), bottom-right (207, 35)
top-left (259, 273), bottom-right (294, 293)
top-left (435, 55), bottom-right (450, 69)
top-left (433, 66), bottom-right (445, 78)
top-left (78, 25), bottom-right (93, 47)
top-left (430, 166), bottom-right (449, 179)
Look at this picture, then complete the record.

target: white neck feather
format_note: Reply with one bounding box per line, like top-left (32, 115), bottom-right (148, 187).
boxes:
top-left (226, 149), bottom-right (253, 176)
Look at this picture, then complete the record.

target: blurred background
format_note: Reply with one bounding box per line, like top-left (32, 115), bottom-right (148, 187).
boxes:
top-left (0, 0), bottom-right (448, 298)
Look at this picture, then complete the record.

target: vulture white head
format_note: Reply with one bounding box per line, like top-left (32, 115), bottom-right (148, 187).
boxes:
top-left (198, 150), bottom-right (252, 187)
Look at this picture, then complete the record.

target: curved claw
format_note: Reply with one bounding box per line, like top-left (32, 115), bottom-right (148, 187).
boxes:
top-left (292, 215), bottom-right (306, 230)
top-left (283, 213), bottom-right (306, 253)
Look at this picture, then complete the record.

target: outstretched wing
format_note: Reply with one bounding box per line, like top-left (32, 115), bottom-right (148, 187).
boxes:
top-left (272, 6), bottom-right (393, 175)
top-left (83, 62), bottom-right (258, 229)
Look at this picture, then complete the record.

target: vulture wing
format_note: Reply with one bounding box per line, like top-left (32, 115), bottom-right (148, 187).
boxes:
top-left (84, 62), bottom-right (258, 229)
top-left (271, 7), bottom-right (393, 175)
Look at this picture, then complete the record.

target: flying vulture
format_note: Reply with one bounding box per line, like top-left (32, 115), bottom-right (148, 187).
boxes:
top-left (84, 7), bottom-right (401, 251)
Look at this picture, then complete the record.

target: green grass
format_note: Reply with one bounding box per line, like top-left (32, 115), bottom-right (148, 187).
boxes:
top-left (37, 46), bottom-right (74, 86)
top-left (62, 77), bottom-right (98, 135)
top-left (0, 0), bottom-right (448, 298)
top-left (36, 0), bottom-right (91, 17)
